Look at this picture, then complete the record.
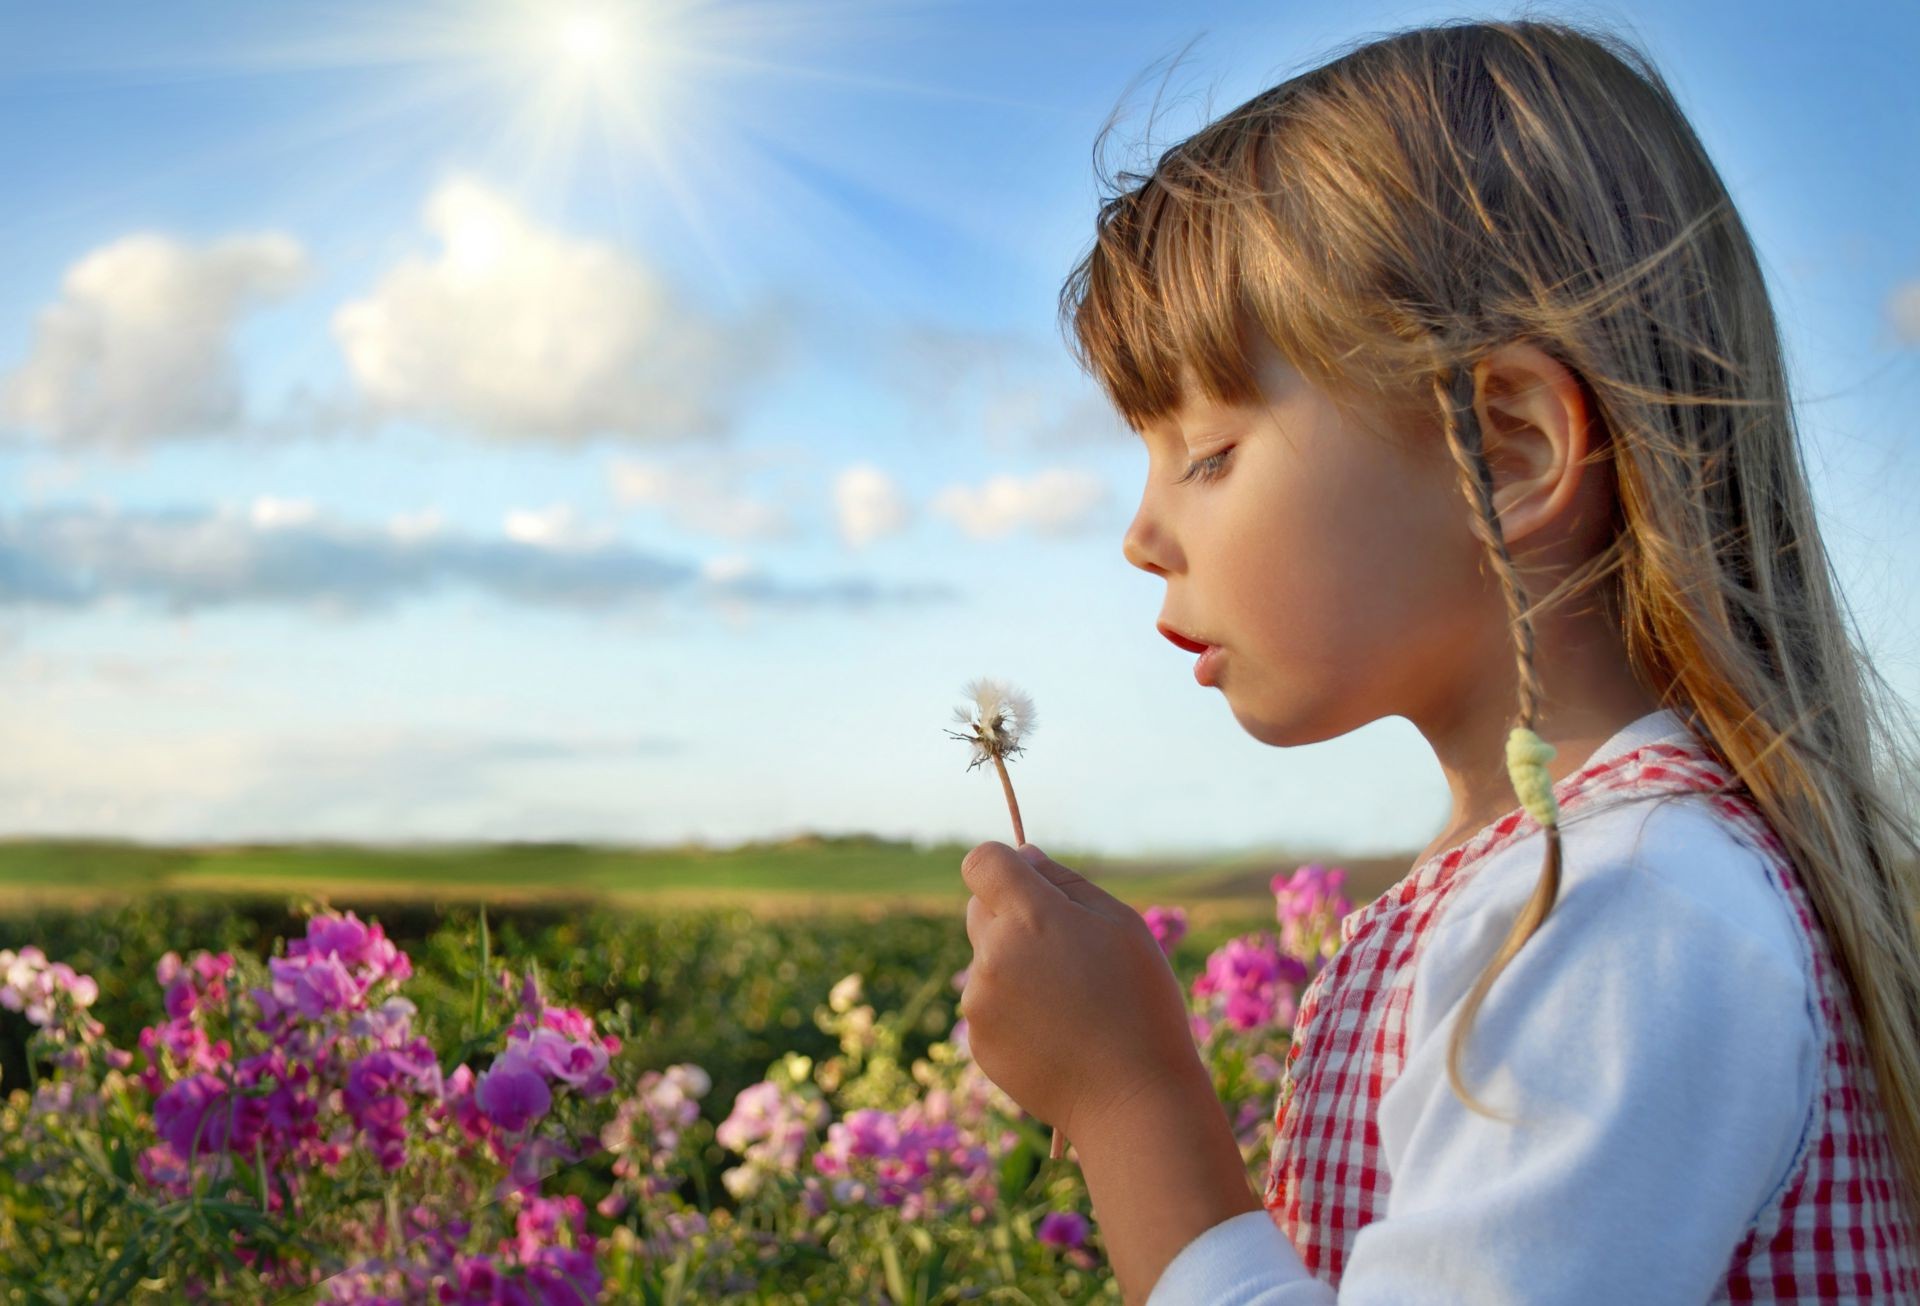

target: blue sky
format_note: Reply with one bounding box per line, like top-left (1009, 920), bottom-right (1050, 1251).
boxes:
top-left (1, 0), bottom-right (1915, 858)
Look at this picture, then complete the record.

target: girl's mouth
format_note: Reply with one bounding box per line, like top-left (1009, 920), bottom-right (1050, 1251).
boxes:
top-left (1155, 622), bottom-right (1211, 654)
top-left (1156, 623), bottom-right (1224, 687)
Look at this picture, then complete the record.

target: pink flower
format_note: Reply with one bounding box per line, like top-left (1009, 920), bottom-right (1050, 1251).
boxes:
top-left (1142, 905), bottom-right (1188, 956)
top-left (1271, 863), bottom-right (1352, 961)
top-left (154, 1072), bottom-right (241, 1156)
top-left (270, 953), bottom-right (361, 1020)
top-left (163, 978), bottom-right (198, 1022)
top-left (811, 1104), bottom-right (993, 1218)
top-left (1190, 934), bottom-right (1309, 1032)
top-left (344, 1040), bottom-right (440, 1171)
top-left (519, 1027), bottom-right (609, 1092)
top-left (442, 1064), bottom-right (492, 1142)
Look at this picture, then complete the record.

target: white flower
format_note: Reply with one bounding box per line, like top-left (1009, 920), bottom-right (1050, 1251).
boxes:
top-left (828, 973), bottom-right (864, 1015)
top-left (947, 677), bottom-right (1037, 771)
top-left (721, 1164), bottom-right (764, 1200)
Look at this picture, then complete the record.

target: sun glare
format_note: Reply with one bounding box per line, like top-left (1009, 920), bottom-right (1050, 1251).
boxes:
top-left (556, 13), bottom-right (620, 71)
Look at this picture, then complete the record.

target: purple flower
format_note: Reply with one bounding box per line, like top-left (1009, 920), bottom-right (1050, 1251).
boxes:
top-left (477, 1048), bottom-right (552, 1133)
top-left (163, 978), bottom-right (198, 1022)
top-left (442, 1064), bottom-right (491, 1141)
top-left (810, 1104), bottom-right (993, 1218)
top-left (520, 1027), bottom-right (609, 1091)
top-left (1038, 1210), bottom-right (1089, 1250)
top-left (154, 1072), bottom-right (239, 1156)
top-left (344, 1040), bottom-right (440, 1171)
top-left (270, 953), bottom-right (361, 1020)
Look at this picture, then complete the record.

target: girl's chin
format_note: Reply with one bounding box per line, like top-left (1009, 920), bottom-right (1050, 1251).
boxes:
top-left (1226, 686), bottom-right (1335, 749)
top-left (1225, 697), bottom-right (1296, 748)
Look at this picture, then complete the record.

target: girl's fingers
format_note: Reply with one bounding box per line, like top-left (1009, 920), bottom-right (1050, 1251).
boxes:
top-left (965, 893), bottom-right (994, 952)
top-left (1016, 844), bottom-right (1130, 921)
top-left (961, 841), bottom-right (1058, 918)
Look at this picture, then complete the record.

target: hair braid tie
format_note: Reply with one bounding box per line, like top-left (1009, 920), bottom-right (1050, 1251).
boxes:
top-left (1506, 726), bottom-right (1560, 828)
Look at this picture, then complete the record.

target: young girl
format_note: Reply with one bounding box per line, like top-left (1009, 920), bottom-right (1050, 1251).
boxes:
top-left (956, 16), bottom-right (1920, 1304)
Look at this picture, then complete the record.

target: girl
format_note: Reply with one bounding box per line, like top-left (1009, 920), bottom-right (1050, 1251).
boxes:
top-left (957, 15), bottom-right (1920, 1305)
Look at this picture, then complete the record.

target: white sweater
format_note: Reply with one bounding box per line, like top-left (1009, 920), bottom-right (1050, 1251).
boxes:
top-left (1146, 708), bottom-right (1820, 1305)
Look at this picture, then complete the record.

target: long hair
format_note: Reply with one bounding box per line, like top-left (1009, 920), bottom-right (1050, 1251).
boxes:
top-left (1060, 14), bottom-right (1920, 1210)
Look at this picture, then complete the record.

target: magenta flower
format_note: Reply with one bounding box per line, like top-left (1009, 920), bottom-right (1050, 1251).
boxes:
top-left (811, 1104), bottom-right (994, 1218)
top-left (1038, 1210), bottom-right (1089, 1250)
top-left (154, 1072), bottom-right (240, 1156)
top-left (1271, 863), bottom-right (1352, 961)
top-left (1190, 934), bottom-right (1309, 1032)
top-left (290, 911), bottom-right (410, 984)
top-left (1142, 905), bottom-right (1188, 956)
top-left (520, 1027), bottom-right (610, 1092)
top-left (442, 1064), bottom-right (492, 1142)
top-left (343, 1039), bottom-right (440, 1171)
top-left (269, 953), bottom-right (361, 1021)
top-left (476, 1048), bottom-right (552, 1133)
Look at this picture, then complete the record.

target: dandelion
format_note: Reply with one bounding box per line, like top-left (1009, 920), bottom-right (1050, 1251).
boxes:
top-left (946, 677), bottom-right (1036, 846)
top-left (947, 676), bottom-right (1071, 1160)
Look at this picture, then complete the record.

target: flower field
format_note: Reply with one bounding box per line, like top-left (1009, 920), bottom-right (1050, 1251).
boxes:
top-left (0, 866), bottom-right (1352, 1303)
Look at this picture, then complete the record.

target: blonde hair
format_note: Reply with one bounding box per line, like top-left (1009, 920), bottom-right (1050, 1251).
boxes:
top-left (1061, 15), bottom-right (1920, 1210)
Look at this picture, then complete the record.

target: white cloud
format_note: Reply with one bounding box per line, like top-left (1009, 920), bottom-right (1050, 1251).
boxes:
top-left (0, 501), bottom-right (947, 618)
top-left (250, 496), bottom-right (319, 530)
top-left (833, 463), bottom-right (909, 548)
top-left (1, 232), bottom-right (306, 449)
top-left (607, 457), bottom-right (794, 540)
top-left (929, 468), bottom-right (1110, 539)
top-left (701, 554), bottom-right (758, 584)
top-left (503, 502), bottom-right (618, 551)
top-left (334, 176), bottom-right (785, 442)
top-left (1889, 280), bottom-right (1920, 346)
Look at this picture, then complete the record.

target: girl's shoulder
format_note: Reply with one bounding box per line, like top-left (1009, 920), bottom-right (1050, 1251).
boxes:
top-left (1413, 788), bottom-right (1814, 1028)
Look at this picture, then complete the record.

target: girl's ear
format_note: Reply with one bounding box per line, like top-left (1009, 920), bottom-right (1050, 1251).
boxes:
top-left (1472, 341), bottom-right (1593, 545)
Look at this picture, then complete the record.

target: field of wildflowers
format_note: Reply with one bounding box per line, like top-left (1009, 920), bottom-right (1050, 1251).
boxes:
top-left (0, 864), bottom-right (1352, 1303)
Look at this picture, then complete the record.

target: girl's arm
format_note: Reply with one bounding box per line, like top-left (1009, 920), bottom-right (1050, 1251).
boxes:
top-left (1069, 1058), bottom-right (1277, 1304)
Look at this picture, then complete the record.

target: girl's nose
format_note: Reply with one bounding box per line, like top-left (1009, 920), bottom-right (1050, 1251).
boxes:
top-left (1122, 508), bottom-right (1171, 576)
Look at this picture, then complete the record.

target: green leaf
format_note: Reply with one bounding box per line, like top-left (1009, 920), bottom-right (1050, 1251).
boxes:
top-left (996, 1129), bottom-right (1042, 1205)
top-left (880, 1240), bottom-right (911, 1305)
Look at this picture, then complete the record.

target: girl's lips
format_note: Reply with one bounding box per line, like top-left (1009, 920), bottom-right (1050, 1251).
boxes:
top-left (1156, 622), bottom-right (1212, 654)
top-left (1195, 644), bottom-right (1224, 687)
top-left (1157, 623), bottom-right (1224, 687)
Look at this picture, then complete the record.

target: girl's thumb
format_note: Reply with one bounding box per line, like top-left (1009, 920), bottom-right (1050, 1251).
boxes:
top-left (1017, 843), bottom-right (1047, 867)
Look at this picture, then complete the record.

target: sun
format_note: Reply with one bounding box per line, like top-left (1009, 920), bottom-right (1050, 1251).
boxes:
top-left (555, 12), bottom-right (623, 74)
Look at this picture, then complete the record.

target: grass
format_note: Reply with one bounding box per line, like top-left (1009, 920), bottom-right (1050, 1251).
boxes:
top-left (0, 834), bottom-right (1418, 923)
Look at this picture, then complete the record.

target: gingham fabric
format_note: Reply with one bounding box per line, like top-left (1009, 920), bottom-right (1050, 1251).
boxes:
top-left (1261, 738), bottom-right (1920, 1300)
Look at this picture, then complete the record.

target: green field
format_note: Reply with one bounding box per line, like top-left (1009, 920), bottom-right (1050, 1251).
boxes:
top-left (0, 833), bottom-right (1416, 921)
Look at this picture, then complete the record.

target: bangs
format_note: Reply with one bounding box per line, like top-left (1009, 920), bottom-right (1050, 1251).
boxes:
top-left (1059, 118), bottom-right (1365, 438)
top-left (1060, 148), bottom-right (1271, 433)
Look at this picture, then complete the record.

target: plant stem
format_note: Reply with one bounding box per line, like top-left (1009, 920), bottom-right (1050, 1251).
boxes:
top-left (991, 753), bottom-right (1066, 1162)
top-left (990, 755), bottom-right (1025, 848)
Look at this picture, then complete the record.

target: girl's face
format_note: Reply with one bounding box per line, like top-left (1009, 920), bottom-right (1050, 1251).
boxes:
top-left (1122, 339), bottom-right (1499, 747)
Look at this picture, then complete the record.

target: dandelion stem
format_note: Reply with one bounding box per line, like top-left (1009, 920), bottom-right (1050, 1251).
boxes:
top-left (991, 755), bottom-right (1026, 848)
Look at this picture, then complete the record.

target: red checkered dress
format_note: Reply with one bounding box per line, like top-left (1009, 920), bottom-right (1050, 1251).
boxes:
top-left (1260, 738), bottom-right (1920, 1300)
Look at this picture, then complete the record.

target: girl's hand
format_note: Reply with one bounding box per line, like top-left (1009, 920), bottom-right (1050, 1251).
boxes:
top-left (958, 841), bottom-right (1204, 1147)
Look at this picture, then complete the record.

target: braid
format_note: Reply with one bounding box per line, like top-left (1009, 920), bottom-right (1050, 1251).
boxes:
top-left (1432, 360), bottom-right (1568, 1123)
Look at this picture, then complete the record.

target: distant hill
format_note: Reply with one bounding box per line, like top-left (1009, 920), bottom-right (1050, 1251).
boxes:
top-left (0, 833), bottom-right (1420, 923)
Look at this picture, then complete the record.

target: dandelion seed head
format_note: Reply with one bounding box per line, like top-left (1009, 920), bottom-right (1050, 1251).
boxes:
top-left (946, 677), bottom-right (1036, 771)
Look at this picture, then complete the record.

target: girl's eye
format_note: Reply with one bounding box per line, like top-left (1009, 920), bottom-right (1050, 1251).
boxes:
top-left (1174, 447), bottom-right (1234, 485)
